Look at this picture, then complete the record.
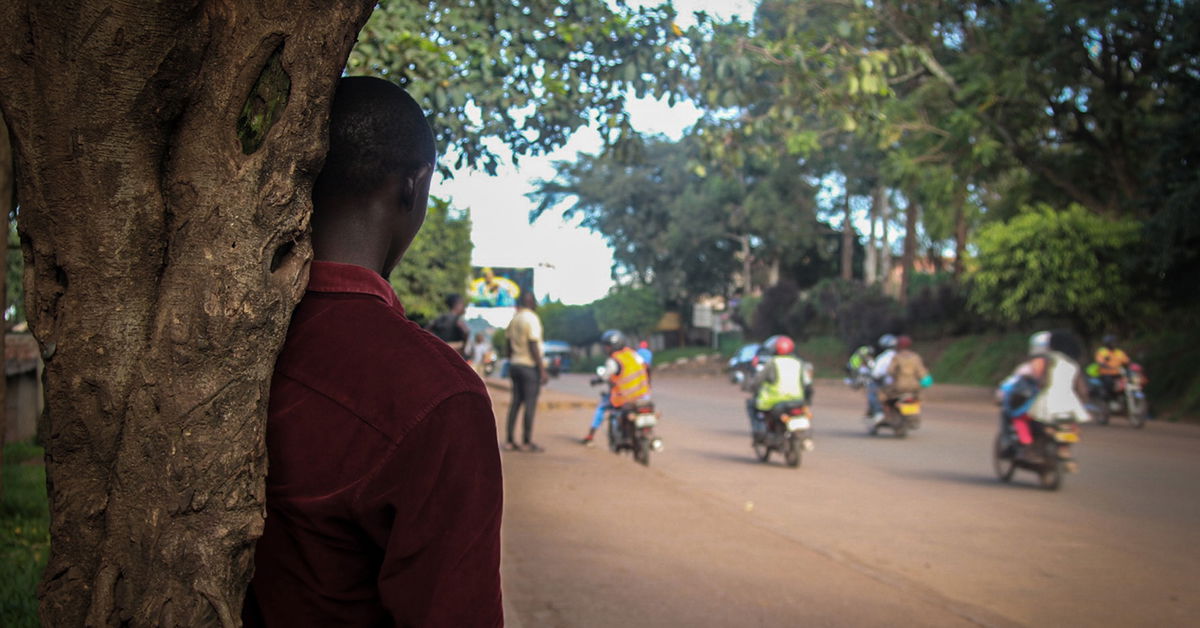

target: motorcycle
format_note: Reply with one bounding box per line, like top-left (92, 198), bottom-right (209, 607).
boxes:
top-left (1087, 364), bottom-right (1148, 428)
top-left (481, 349), bottom-right (498, 376)
top-left (869, 391), bottom-right (921, 438)
top-left (993, 413), bottom-right (1081, 491)
top-left (591, 369), bottom-right (663, 466)
top-left (751, 400), bottom-right (814, 468)
top-left (843, 365), bottom-right (872, 390)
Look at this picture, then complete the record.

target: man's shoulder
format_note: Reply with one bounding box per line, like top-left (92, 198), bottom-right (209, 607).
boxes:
top-left (276, 293), bottom-right (489, 441)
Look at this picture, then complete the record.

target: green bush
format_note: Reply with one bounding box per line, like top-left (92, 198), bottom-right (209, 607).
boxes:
top-left (929, 333), bottom-right (1028, 386)
top-left (2, 441), bottom-right (49, 628)
top-left (795, 335), bottom-right (851, 378)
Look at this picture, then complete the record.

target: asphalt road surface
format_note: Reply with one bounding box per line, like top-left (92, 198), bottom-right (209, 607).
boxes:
top-left (492, 372), bottom-right (1200, 627)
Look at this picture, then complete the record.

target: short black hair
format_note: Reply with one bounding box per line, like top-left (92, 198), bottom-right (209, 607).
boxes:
top-left (313, 76), bottom-right (436, 201)
top-left (445, 293), bottom-right (463, 310)
top-left (1049, 329), bottom-right (1084, 362)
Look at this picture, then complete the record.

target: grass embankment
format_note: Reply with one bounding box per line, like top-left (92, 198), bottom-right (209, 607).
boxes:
top-left (2, 441), bottom-right (48, 628)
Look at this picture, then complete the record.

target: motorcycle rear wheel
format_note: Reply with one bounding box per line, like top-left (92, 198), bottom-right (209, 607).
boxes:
top-left (753, 440), bottom-right (770, 462)
top-left (784, 436), bottom-right (801, 467)
top-left (992, 433), bottom-right (1016, 482)
top-left (1038, 441), bottom-right (1062, 490)
top-left (894, 420), bottom-right (908, 439)
top-left (1093, 400), bottom-right (1111, 426)
top-left (1128, 396), bottom-right (1148, 429)
top-left (634, 436), bottom-right (650, 466)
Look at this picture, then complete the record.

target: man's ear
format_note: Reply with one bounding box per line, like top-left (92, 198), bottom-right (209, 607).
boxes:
top-left (401, 163), bottom-right (435, 212)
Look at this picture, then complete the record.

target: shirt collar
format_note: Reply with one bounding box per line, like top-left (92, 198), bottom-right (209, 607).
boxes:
top-left (306, 261), bottom-right (404, 312)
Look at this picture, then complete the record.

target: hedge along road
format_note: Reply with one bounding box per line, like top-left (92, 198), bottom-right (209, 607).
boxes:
top-left (488, 372), bottom-right (1200, 628)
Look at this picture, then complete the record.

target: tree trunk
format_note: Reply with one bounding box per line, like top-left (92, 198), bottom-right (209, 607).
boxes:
top-left (740, 232), bottom-right (752, 293)
top-left (900, 200), bottom-right (920, 307)
top-left (0, 3), bottom-right (374, 625)
top-left (880, 189), bottom-right (892, 285)
top-left (953, 202), bottom-right (967, 280)
top-left (0, 108), bottom-right (10, 497)
top-left (866, 184), bottom-right (880, 285)
top-left (840, 193), bottom-right (854, 281)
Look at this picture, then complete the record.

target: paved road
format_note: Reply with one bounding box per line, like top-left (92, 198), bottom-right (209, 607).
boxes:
top-left (493, 372), bottom-right (1200, 627)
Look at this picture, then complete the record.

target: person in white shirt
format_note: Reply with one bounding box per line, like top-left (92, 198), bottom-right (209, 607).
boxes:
top-left (505, 291), bottom-right (547, 452)
top-left (867, 334), bottom-right (898, 423)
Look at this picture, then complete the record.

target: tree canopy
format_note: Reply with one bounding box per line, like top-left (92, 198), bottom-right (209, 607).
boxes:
top-left (350, 0), bottom-right (686, 175)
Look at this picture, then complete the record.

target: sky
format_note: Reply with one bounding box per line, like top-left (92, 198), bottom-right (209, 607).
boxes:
top-left (434, 0), bottom-right (757, 305)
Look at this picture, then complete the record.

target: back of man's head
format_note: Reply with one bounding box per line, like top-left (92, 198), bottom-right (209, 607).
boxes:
top-left (313, 76), bottom-right (435, 204)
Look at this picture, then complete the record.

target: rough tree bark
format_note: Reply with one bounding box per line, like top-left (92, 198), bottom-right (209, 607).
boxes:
top-left (1, 109), bottom-right (10, 496)
top-left (0, 2), bottom-right (375, 625)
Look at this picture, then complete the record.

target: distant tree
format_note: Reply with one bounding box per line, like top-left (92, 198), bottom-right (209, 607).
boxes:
top-left (969, 204), bottom-right (1142, 335)
top-left (592, 285), bottom-right (663, 337)
top-left (389, 197), bottom-right (472, 326)
top-left (540, 301), bottom-right (600, 347)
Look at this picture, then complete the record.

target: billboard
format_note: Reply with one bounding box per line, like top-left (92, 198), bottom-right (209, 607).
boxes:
top-left (468, 266), bottom-right (533, 308)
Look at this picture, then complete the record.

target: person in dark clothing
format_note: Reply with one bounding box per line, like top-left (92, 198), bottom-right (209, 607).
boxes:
top-left (242, 76), bottom-right (502, 627)
top-left (426, 293), bottom-right (471, 355)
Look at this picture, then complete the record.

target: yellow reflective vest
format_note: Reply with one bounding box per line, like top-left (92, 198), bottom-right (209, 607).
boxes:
top-left (609, 347), bottom-right (650, 407)
top-left (755, 356), bottom-right (806, 411)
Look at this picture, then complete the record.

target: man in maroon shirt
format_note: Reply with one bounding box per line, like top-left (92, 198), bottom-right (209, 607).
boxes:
top-left (243, 77), bottom-right (503, 626)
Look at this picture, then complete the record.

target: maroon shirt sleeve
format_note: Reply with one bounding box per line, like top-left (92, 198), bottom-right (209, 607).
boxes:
top-left (351, 391), bottom-right (503, 627)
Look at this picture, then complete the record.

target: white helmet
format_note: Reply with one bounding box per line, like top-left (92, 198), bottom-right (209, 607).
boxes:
top-left (878, 334), bottom-right (897, 349)
top-left (1028, 331), bottom-right (1051, 356)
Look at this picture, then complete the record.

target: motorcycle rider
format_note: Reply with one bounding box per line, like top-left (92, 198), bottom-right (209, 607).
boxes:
top-left (883, 335), bottom-right (930, 421)
top-left (582, 329), bottom-right (651, 446)
top-left (747, 335), bottom-right (812, 448)
top-left (1001, 331), bottom-right (1089, 466)
top-left (1094, 334), bottom-right (1131, 402)
top-left (866, 334), bottom-right (897, 424)
top-left (845, 345), bottom-right (874, 386)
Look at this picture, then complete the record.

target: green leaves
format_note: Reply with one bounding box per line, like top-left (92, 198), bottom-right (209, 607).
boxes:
top-left (388, 197), bottom-right (472, 325)
top-left (968, 204), bottom-right (1141, 334)
top-left (349, 0), bottom-right (685, 176)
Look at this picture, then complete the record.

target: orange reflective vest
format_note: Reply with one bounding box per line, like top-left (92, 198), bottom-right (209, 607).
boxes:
top-left (609, 347), bottom-right (650, 407)
top-left (1095, 347), bottom-right (1130, 376)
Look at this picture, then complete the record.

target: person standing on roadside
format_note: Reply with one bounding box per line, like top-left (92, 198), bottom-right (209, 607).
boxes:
top-left (505, 290), bottom-right (547, 452)
top-left (426, 293), bottom-right (471, 356)
top-left (243, 77), bottom-right (501, 627)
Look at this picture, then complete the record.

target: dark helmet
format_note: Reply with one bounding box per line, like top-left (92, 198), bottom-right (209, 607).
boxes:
top-left (1102, 334), bottom-right (1117, 347)
top-left (600, 329), bottom-right (627, 352)
top-left (764, 334), bottom-right (795, 356)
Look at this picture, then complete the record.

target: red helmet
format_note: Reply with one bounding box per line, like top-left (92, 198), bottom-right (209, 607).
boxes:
top-left (765, 334), bottom-right (795, 356)
top-left (896, 335), bottom-right (913, 350)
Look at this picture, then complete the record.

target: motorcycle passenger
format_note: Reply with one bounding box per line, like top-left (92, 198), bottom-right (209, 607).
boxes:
top-left (845, 345), bottom-right (875, 388)
top-left (582, 330), bottom-right (651, 446)
top-left (1003, 331), bottom-right (1090, 465)
top-left (1094, 334), bottom-right (1131, 401)
top-left (867, 334), bottom-right (897, 424)
top-left (885, 335), bottom-right (929, 401)
top-left (747, 335), bottom-right (809, 440)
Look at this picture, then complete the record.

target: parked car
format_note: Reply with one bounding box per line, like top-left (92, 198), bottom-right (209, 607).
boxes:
top-left (727, 343), bottom-right (765, 385)
top-left (543, 340), bottom-right (572, 377)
